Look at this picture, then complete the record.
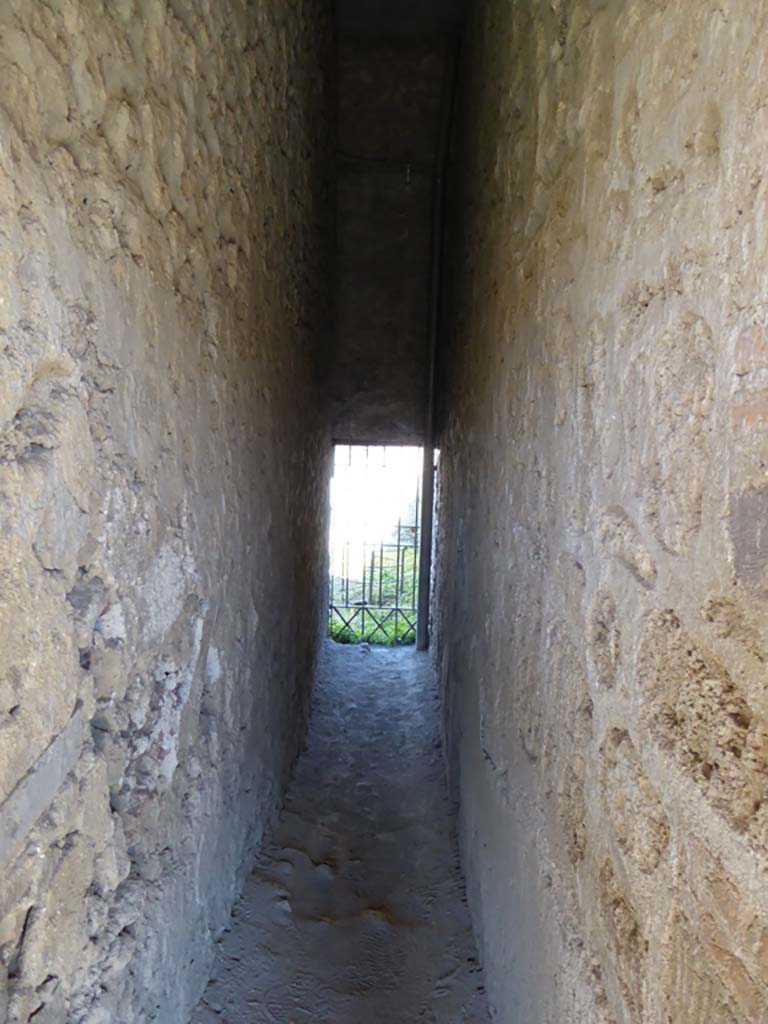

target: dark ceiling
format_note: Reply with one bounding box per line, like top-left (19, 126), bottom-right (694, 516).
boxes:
top-left (335, 0), bottom-right (465, 35)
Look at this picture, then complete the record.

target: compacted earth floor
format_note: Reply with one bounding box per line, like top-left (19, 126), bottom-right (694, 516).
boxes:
top-left (191, 642), bottom-right (489, 1023)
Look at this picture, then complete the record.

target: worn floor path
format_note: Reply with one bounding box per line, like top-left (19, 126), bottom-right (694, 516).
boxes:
top-left (191, 643), bottom-right (489, 1023)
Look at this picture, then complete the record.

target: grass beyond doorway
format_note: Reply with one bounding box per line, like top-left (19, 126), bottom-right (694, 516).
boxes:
top-left (329, 545), bottom-right (417, 644)
top-left (328, 445), bottom-right (421, 645)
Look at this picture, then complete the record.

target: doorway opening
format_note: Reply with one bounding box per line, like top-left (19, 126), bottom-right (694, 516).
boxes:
top-left (328, 444), bottom-right (423, 645)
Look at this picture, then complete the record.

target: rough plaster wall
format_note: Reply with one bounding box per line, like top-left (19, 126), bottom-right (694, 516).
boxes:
top-left (0, 2), bottom-right (333, 1021)
top-left (333, 37), bottom-right (444, 445)
top-left (434, 2), bottom-right (768, 1022)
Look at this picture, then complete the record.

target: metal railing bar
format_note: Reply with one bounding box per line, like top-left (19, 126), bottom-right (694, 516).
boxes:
top-left (331, 606), bottom-right (362, 632)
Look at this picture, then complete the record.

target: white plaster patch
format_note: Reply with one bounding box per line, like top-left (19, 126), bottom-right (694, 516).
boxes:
top-left (140, 545), bottom-right (195, 644)
top-left (205, 644), bottom-right (222, 686)
top-left (95, 601), bottom-right (127, 643)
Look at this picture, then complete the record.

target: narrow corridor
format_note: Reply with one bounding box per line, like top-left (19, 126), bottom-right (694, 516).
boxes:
top-left (191, 645), bottom-right (488, 1023)
top-left (5, 3), bottom-right (768, 1019)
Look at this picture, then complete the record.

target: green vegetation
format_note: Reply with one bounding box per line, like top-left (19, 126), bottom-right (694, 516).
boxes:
top-left (329, 607), bottom-right (416, 645)
top-left (328, 544), bottom-right (418, 645)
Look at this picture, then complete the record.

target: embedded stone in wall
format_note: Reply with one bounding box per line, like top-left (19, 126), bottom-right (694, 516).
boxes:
top-left (596, 857), bottom-right (645, 1021)
top-left (677, 838), bottom-right (768, 1019)
top-left (0, 703), bottom-right (86, 871)
top-left (639, 315), bottom-right (715, 555)
top-left (599, 728), bottom-right (669, 876)
top-left (599, 507), bottom-right (657, 588)
top-left (557, 761), bottom-right (587, 867)
top-left (637, 610), bottom-right (768, 846)
top-left (728, 485), bottom-right (768, 590)
top-left (661, 912), bottom-right (742, 1024)
top-left (731, 322), bottom-right (768, 459)
top-left (702, 591), bottom-right (766, 662)
top-left (588, 591), bottom-right (621, 689)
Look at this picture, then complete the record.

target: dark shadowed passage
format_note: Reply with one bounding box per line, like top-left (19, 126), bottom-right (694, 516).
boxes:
top-left (191, 644), bottom-right (488, 1023)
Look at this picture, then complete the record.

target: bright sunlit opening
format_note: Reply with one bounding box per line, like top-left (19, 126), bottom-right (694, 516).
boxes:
top-left (330, 445), bottom-right (422, 559)
top-left (328, 445), bottom-right (423, 644)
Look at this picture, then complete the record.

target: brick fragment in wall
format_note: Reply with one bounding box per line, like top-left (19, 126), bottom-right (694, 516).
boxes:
top-left (0, 704), bottom-right (86, 871)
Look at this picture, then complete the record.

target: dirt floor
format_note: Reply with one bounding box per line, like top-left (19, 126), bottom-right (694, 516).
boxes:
top-left (191, 642), bottom-right (489, 1023)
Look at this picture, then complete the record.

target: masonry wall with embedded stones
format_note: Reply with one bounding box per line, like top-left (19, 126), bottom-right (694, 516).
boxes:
top-left (0, 2), bottom-right (333, 1021)
top-left (433, 2), bottom-right (768, 1022)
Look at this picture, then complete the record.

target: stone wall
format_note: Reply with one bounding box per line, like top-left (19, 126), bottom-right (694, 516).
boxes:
top-left (434, 2), bottom-right (768, 1021)
top-left (0, 2), bottom-right (333, 1021)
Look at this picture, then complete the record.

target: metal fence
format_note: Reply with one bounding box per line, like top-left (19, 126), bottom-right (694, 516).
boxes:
top-left (328, 446), bottom-right (421, 645)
